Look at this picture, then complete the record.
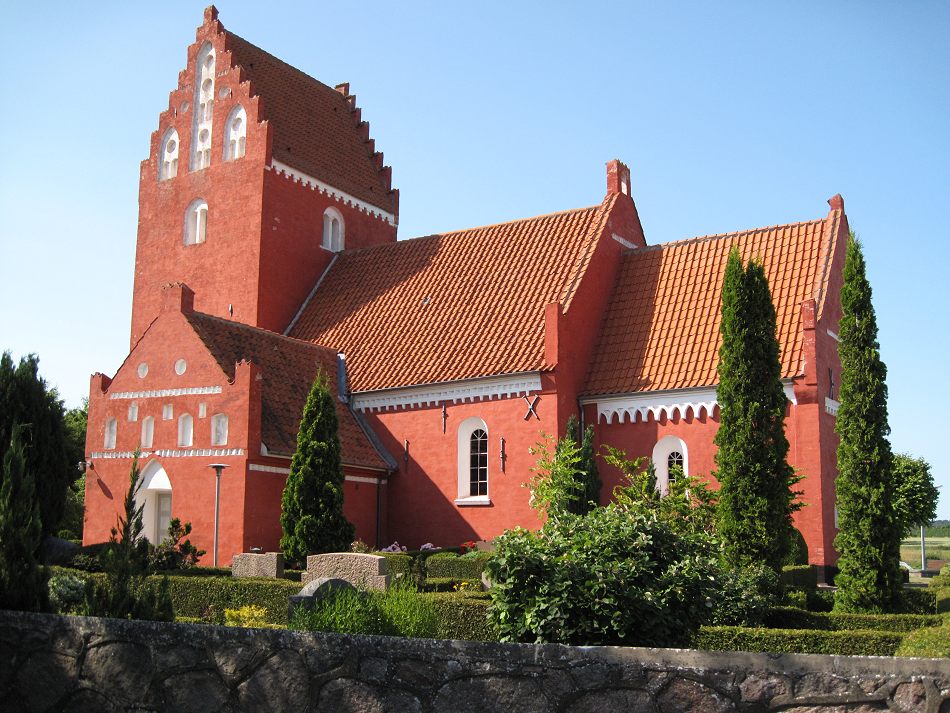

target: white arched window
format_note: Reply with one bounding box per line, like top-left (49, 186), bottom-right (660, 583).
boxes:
top-left (211, 413), bottom-right (228, 446)
top-left (652, 435), bottom-right (688, 495)
top-left (224, 105), bottom-right (247, 161)
top-left (191, 42), bottom-right (215, 170)
top-left (159, 128), bottom-right (179, 180)
top-left (456, 417), bottom-right (490, 504)
top-left (184, 199), bottom-right (208, 245)
top-left (103, 418), bottom-right (117, 450)
top-left (140, 416), bottom-right (154, 449)
top-left (177, 413), bottom-right (193, 447)
top-left (322, 207), bottom-right (344, 252)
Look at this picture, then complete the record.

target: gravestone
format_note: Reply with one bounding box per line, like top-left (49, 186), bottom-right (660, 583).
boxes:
top-left (303, 553), bottom-right (390, 590)
top-left (232, 552), bottom-right (284, 579)
top-left (288, 577), bottom-right (356, 621)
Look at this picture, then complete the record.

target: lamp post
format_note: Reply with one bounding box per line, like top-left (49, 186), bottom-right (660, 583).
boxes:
top-left (208, 463), bottom-right (228, 567)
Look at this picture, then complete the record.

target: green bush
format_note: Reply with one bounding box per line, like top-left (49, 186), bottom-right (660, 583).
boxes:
top-left (166, 575), bottom-right (300, 624)
top-left (694, 626), bottom-right (904, 656)
top-left (895, 622), bottom-right (950, 657)
top-left (48, 572), bottom-right (86, 615)
top-left (290, 584), bottom-right (439, 638)
top-left (900, 588), bottom-right (937, 614)
top-left (709, 564), bottom-right (781, 627)
top-left (377, 552), bottom-right (412, 580)
top-left (423, 592), bottom-right (494, 641)
top-left (783, 528), bottom-right (809, 566)
top-left (937, 589), bottom-right (950, 615)
top-left (782, 589), bottom-right (808, 609)
top-left (425, 552), bottom-right (491, 580)
top-left (486, 505), bottom-right (720, 646)
top-left (780, 565), bottom-right (817, 590)
top-left (423, 577), bottom-right (480, 593)
top-left (763, 606), bottom-right (943, 633)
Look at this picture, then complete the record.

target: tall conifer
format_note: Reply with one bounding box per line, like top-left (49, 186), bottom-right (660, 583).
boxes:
top-left (715, 249), bottom-right (796, 571)
top-left (833, 235), bottom-right (901, 612)
top-left (280, 373), bottom-right (354, 562)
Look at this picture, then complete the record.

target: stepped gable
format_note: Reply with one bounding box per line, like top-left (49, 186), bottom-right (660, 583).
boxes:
top-left (184, 311), bottom-right (389, 468)
top-left (223, 28), bottom-right (397, 215)
top-left (584, 215), bottom-right (837, 396)
top-left (289, 196), bottom-right (618, 392)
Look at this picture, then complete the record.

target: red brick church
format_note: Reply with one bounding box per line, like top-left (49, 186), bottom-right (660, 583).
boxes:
top-left (84, 7), bottom-right (847, 574)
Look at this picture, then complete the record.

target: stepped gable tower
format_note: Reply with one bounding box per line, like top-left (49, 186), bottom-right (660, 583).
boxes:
top-left (131, 6), bottom-right (399, 347)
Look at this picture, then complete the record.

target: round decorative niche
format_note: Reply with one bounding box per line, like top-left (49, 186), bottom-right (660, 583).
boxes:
top-left (179, 100), bottom-right (190, 113)
top-left (174, 359), bottom-right (187, 375)
top-left (218, 86), bottom-right (230, 99)
top-left (137, 363), bottom-right (148, 379)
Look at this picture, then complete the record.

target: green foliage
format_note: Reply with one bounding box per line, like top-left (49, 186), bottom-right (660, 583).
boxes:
top-left (0, 424), bottom-right (48, 611)
top-left (424, 551), bottom-right (491, 580)
top-left (892, 453), bottom-right (939, 534)
top-left (524, 432), bottom-right (583, 522)
top-left (780, 565), bottom-right (818, 590)
top-left (224, 604), bottom-right (270, 628)
top-left (709, 564), bottom-right (781, 627)
top-left (290, 583), bottom-right (439, 638)
top-left (565, 415), bottom-right (601, 514)
top-left (834, 235), bottom-right (902, 613)
top-left (425, 591), bottom-right (494, 641)
top-left (58, 400), bottom-right (88, 540)
top-left (83, 455), bottom-right (174, 621)
top-left (895, 622), bottom-right (950, 658)
top-left (48, 572), bottom-right (86, 615)
top-left (762, 606), bottom-right (943, 633)
top-left (694, 626), bottom-right (904, 656)
top-left (901, 587), bottom-right (938, 615)
top-left (377, 552), bottom-right (412, 579)
top-left (280, 373), bottom-right (354, 563)
top-left (784, 528), bottom-right (809, 566)
top-left (486, 505), bottom-right (720, 647)
top-left (0, 352), bottom-right (77, 537)
top-left (148, 518), bottom-right (205, 570)
top-left (165, 575), bottom-right (298, 624)
top-left (714, 249), bottom-right (799, 572)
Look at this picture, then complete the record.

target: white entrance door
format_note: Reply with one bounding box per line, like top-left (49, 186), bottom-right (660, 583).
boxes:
top-left (155, 492), bottom-right (173, 543)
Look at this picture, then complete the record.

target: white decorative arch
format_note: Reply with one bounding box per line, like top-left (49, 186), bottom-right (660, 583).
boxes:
top-left (159, 128), bottom-right (179, 180)
top-left (184, 199), bottom-right (208, 245)
top-left (652, 435), bottom-right (688, 495)
top-left (191, 42), bottom-right (215, 170)
top-left (456, 416), bottom-right (489, 503)
top-left (322, 206), bottom-right (345, 252)
top-left (224, 105), bottom-right (247, 160)
top-left (138, 460), bottom-right (173, 543)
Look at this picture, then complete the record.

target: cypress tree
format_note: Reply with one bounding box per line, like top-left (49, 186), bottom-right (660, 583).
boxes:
top-left (833, 235), bottom-right (901, 612)
top-left (0, 424), bottom-right (48, 612)
top-left (565, 415), bottom-right (601, 515)
top-left (715, 248), bottom-right (797, 571)
top-left (280, 372), bottom-right (354, 562)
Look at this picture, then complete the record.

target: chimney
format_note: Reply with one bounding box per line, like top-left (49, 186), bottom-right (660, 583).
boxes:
top-left (827, 194), bottom-right (844, 212)
top-left (606, 159), bottom-right (631, 197)
top-left (162, 282), bottom-right (195, 314)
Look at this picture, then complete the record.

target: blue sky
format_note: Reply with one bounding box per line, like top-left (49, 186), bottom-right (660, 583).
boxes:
top-left (1, 2), bottom-right (948, 517)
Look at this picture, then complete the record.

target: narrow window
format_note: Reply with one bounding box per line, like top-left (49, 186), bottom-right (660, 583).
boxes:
top-left (322, 207), bottom-right (345, 252)
top-left (162, 404), bottom-right (173, 420)
top-left (652, 436), bottom-right (688, 495)
top-left (667, 451), bottom-right (684, 482)
top-left (159, 128), bottom-right (179, 181)
top-left (141, 416), bottom-right (154, 449)
top-left (224, 105), bottom-right (247, 161)
top-left (469, 429), bottom-right (488, 496)
top-left (128, 402), bottom-right (139, 422)
top-left (211, 413), bottom-right (228, 446)
top-left (177, 413), bottom-right (193, 447)
top-left (104, 418), bottom-right (117, 449)
top-left (184, 199), bottom-right (208, 246)
top-left (191, 42), bottom-right (215, 171)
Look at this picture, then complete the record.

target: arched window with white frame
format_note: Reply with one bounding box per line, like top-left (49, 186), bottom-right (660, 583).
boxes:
top-left (177, 413), bottom-right (193, 447)
top-left (211, 413), bottom-right (228, 446)
top-left (184, 199), bottom-right (208, 246)
top-left (159, 128), bottom-right (179, 180)
top-left (224, 105), bottom-right (246, 161)
top-left (322, 207), bottom-right (344, 252)
top-left (191, 42), bottom-right (215, 171)
top-left (652, 435), bottom-right (688, 495)
top-left (456, 417), bottom-right (490, 503)
top-left (140, 416), bottom-right (154, 449)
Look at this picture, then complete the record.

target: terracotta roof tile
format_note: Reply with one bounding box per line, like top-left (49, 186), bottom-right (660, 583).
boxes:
top-left (225, 31), bottom-right (396, 214)
top-left (289, 199), bottom-right (615, 392)
top-left (185, 312), bottom-right (389, 468)
top-left (584, 217), bottom-right (832, 396)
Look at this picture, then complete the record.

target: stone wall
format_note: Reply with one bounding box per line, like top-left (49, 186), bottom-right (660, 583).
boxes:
top-left (1, 610), bottom-right (948, 713)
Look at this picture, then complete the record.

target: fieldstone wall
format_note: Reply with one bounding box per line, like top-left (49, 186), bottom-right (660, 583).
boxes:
top-left (1, 610), bottom-right (949, 713)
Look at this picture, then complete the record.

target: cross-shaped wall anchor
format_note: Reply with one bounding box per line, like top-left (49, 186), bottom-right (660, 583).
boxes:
top-left (523, 395), bottom-right (540, 421)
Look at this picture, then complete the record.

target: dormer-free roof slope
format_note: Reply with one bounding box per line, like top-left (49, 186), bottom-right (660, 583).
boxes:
top-left (289, 196), bottom-right (619, 392)
top-left (584, 215), bottom-right (839, 396)
top-left (185, 311), bottom-right (390, 468)
top-left (224, 29), bottom-right (396, 214)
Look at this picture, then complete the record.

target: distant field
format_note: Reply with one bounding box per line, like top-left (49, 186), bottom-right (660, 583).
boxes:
top-left (901, 535), bottom-right (950, 569)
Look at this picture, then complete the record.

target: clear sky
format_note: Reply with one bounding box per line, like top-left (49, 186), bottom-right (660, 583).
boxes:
top-left (1, 2), bottom-right (948, 517)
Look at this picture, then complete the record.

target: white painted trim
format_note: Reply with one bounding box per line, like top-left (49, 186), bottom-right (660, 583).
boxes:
top-left (269, 160), bottom-right (396, 226)
top-left (346, 475), bottom-right (387, 485)
top-left (248, 463), bottom-right (386, 484)
top-left (90, 448), bottom-right (244, 459)
top-left (827, 330), bottom-right (840, 342)
top-left (109, 386), bottom-right (222, 400)
top-left (825, 398), bottom-right (840, 416)
top-left (454, 496), bottom-right (492, 507)
top-left (611, 232), bottom-right (637, 249)
top-left (352, 372), bottom-right (542, 412)
top-left (585, 383), bottom-right (798, 424)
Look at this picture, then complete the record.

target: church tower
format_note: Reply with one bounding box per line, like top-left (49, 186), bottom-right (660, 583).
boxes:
top-left (130, 6), bottom-right (399, 347)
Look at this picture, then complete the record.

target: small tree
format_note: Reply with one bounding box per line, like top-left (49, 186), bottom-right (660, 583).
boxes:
top-left (714, 249), bottom-right (798, 572)
top-left (833, 235), bottom-right (901, 613)
top-left (892, 454), bottom-right (940, 536)
top-left (524, 432), bottom-right (583, 523)
top-left (280, 373), bottom-right (354, 562)
top-left (565, 415), bottom-right (601, 515)
top-left (0, 424), bottom-right (48, 612)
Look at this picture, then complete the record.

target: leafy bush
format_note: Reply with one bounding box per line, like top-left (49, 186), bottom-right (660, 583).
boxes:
top-left (780, 565), bottom-right (817, 590)
top-left (782, 589), bottom-right (808, 609)
top-left (377, 552), bottom-right (412, 580)
top-left (694, 626), bottom-right (904, 656)
top-left (165, 575), bottom-right (300, 624)
top-left (937, 589), bottom-right (950, 615)
top-left (709, 564), bottom-right (781, 626)
top-left (900, 588), bottom-right (937, 614)
top-left (224, 605), bottom-right (268, 627)
top-left (423, 577), bottom-right (476, 593)
top-left (783, 528), bottom-right (809, 566)
top-left (486, 505), bottom-right (720, 646)
top-left (148, 518), bottom-right (204, 571)
top-left (48, 572), bottom-right (86, 615)
top-left (424, 591), bottom-right (493, 641)
top-left (290, 584), bottom-right (438, 638)
top-left (762, 606), bottom-right (943, 633)
top-left (425, 552), bottom-right (491, 580)
top-left (806, 588), bottom-right (835, 612)
top-left (895, 622), bottom-right (950, 657)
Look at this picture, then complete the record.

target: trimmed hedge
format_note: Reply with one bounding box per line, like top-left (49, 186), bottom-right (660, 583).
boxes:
top-left (422, 592), bottom-right (494, 641)
top-left (763, 606), bottom-right (943, 633)
top-left (938, 589), bottom-right (950, 614)
top-left (901, 587), bottom-right (938, 614)
top-left (423, 577), bottom-right (481, 593)
top-left (377, 553), bottom-right (412, 579)
top-left (425, 552), bottom-right (492, 580)
top-left (780, 565), bottom-right (817, 590)
top-left (895, 623), bottom-right (950, 658)
top-left (693, 626), bottom-right (904, 656)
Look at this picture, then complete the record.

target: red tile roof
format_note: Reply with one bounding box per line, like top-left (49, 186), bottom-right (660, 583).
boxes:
top-left (289, 197), bottom-right (618, 392)
top-left (185, 312), bottom-right (390, 468)
top-left (224, 31), bottom-right (397, 215)
top-left (584, 216), bottom-right (836, 396)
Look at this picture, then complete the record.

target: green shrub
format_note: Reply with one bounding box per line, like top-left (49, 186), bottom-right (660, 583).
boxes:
top-left (782, 589), bottom-right (808, 609)
top-left (780, 565), bottom-right (817, 590)
top-left (48, 572), bottom-right (86, 615)
top-left (486, 505), bottom-right (720, 646)
top-left (375, 585), bottom-right (439, 638)
top-left (806, 588), bottom-right (835, 612)
top-left (377, 552), bottom-right (412, 580)
top-left (783, 528), bottom-right (809, 566)
top-left (162, 567), bottom-right (232, 578)
top-left (290, 584), bottom-right (438, 638)
top-left (282, 569), bottom-right (304, 583)
top-left (224, 605), bottom-right (268, 627)
top-left (166, 575), bottom-right (300, 624)
top-left (710, 564), bottom-right (781, 627)
top-left (424, 592), bottom-right (494, 641)
top-left (937, 589), bottom-right (950, 615)
top-left (763, 606), bottom-right (943, 633)
top-left (900, 588), bottom-right (937, 614)
top-left (424, 577), bottom-right (480, 593)
top-left (694, 626), bottom-right (904, 656)
top-left (895, 622), bottom-right (950, 657)
top-left (425, 552), bottom-right (491, 580)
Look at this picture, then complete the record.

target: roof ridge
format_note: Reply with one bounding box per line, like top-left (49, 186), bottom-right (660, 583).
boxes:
top-left (189, 311), bottom-right (338, 355)
top-left (635, 217), bottom-right (828, 253)
top-left (560, 193), bottom-right (619, 310)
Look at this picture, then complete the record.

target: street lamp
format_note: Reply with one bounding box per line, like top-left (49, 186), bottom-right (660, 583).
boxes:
top-left (208, 463), bottom-right (229, 567)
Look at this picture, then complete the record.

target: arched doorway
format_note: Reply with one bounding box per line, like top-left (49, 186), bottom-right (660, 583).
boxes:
top-left (138, 460), bottom-right (172, 543)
